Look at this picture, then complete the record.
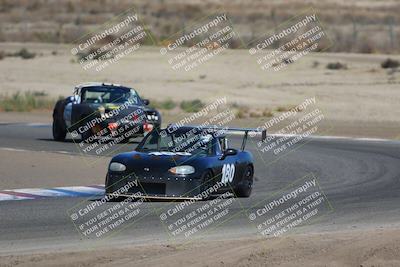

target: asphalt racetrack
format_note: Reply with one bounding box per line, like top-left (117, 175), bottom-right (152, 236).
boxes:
top-left (1, 122), bottom-right (400, 254)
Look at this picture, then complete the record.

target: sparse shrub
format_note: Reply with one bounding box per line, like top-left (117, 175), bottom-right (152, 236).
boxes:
top-left (0, 91), bottom-right (56, 112)
top-left (283, 58), bottom-right (294, 64)
top-left (199, 74), bottom-right (207, 80)
top-left (32, 91), bottom-right (48, 97)
top-left (262, 109), bottom-right (273, 117)
top-left (180, 99), bottom-right (205, 113)
top-left (249, 112), bottom-right (262, 118)
top-left (312, 61), bottom-right (320, 68)
top-left (230, 102), bottom-right (240, 109)
top-left (326, 62), bottom-right (347, 70)
top-left (160, 99), bottom-right (177, 110)
top-left (234, 105), bottom-right (250, 119)
top-left (276, 106), bottom-right (290, 112)
top-left (235, 109), bottom-right (246, 119)
top-left (76, 47), bottom-right (112, 61)
top-left (381, 58), bottom-right (399, 69)
top-left (150, 99), bottom-right (177, 110)
top-left (5, 48), bottom-right (36, 59)
top-left (0, 51), bottom-right (4, 60)
top-left (16, 48), bottom-right (36, 59)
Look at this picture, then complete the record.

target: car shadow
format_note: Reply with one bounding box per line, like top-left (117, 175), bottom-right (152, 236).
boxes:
top-left (89, 194), bottom-right (233, 203)
top-left (37, 138), bottom-right (75, 143)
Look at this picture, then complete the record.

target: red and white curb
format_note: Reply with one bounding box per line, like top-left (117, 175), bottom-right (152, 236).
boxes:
top-left (0, 185), bottom-right (105, 201)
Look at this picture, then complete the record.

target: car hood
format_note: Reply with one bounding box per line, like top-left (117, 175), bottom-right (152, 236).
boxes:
top-left (110, 151), bottom-right (202, 176)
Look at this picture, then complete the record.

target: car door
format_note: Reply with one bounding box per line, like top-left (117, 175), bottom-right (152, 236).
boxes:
top-left (214, 137), bottom-right (240, 191)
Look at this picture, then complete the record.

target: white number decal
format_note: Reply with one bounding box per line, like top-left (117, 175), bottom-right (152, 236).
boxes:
top-left (221, 164), bottom-right (235, 184)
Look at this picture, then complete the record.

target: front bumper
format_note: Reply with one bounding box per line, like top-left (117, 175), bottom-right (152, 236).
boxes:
top-left (106, 173), bottom-right (203, 199)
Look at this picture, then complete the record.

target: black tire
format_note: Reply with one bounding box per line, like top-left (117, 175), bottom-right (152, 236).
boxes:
top-left (52, 99), bottom-right (68, 141)
top-left (201, 170), bottom-right (214, 200)
top-left (81, 129), bottom-right (92, 143)
top-left (52, 119), bottom-right (67, 141)
top-left (234, 165), bottom-right (254, 198)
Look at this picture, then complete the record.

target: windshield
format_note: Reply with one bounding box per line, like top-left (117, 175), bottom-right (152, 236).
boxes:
top-left (81, 87), bottom-right (141, 105)
top-left (137, 129), bottom-right (214, 156)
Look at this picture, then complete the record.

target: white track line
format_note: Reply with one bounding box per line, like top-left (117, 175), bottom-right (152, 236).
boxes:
top-left (0, 185), bottom-right (105, 201)
top-left (0, 147), bottom-right (82, 156)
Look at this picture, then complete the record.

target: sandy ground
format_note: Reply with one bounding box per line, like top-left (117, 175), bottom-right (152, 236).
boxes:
top-left (0, 43), bottom-right (399, 125)
top-left (1, 227), bottom-right (399, 267)
top-left (0, 149), bottom-right (108, 189)
top-left (0, 43), bottom-right (399, 139)
top-left (1, 43), bottom-right (399, 265)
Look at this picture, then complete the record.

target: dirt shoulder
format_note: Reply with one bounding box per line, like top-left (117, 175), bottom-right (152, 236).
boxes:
top-left (0, 44), bottom-right (399, 125)
top-left (0, 111), bottom-right (51, 124)
top-left (1, 227), bottom-right (399, 267)
top-left (0, 149), bottom-right (108, 189)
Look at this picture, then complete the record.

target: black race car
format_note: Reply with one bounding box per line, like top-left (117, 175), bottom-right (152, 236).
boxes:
top-left (105, 125), bottom-right (266, 200)
top-left (52, 82), bottom-right (161, 142)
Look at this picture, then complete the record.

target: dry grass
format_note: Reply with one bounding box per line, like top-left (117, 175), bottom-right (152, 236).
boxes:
top-left (232, 104), bottom-right (275, 119)
top-left (0, 91), bottom-right (59, 112)
top-left (381, 58), bottom-right (399, 69)
top-left (0, 48), bottom-right (36, 59)
top-left (0, 1), bottom-right (398, 53)
top-left (326, 62), bottom-right (348, 70)
top-left (149, 99), bottom-right (177, 110)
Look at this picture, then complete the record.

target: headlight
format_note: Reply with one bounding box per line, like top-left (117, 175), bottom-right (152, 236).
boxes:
top-left (169, 165), bottom-right (195, 175)
top-left (98, 106), bottom-right (105, 115)
top-left (109, 162), bottom-right (126, 172)
top-left (146, 114), bottom-right (159, 121)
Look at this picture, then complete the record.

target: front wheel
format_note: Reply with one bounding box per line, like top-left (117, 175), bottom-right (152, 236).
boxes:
top-left (81, 127), bottom-right (94, 143)
top-left (52, 119), bottom-right (66, 141)
top-left (200, 170), bottom-right (214, 200)
top-left (234, 165), bottom-right (253, 198)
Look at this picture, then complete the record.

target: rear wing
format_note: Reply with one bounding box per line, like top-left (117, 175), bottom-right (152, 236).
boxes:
top-left (175, 125), bottom-right (267, 151)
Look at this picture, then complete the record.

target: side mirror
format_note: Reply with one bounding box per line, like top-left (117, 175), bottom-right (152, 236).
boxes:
top-left (219, 148), bottom-right (238, 160)
top-left (142, 99), bottom-right (150, 105)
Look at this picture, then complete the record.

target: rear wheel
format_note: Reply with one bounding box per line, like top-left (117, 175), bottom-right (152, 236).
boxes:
top-left (52, 100), bottom-right (67, 141)
top-left (81, 129), bottom-right (93, 143)
top-left (234, 165), bottom-right (253, 198)
top-left (52, 119), bottom-right (66, 141)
